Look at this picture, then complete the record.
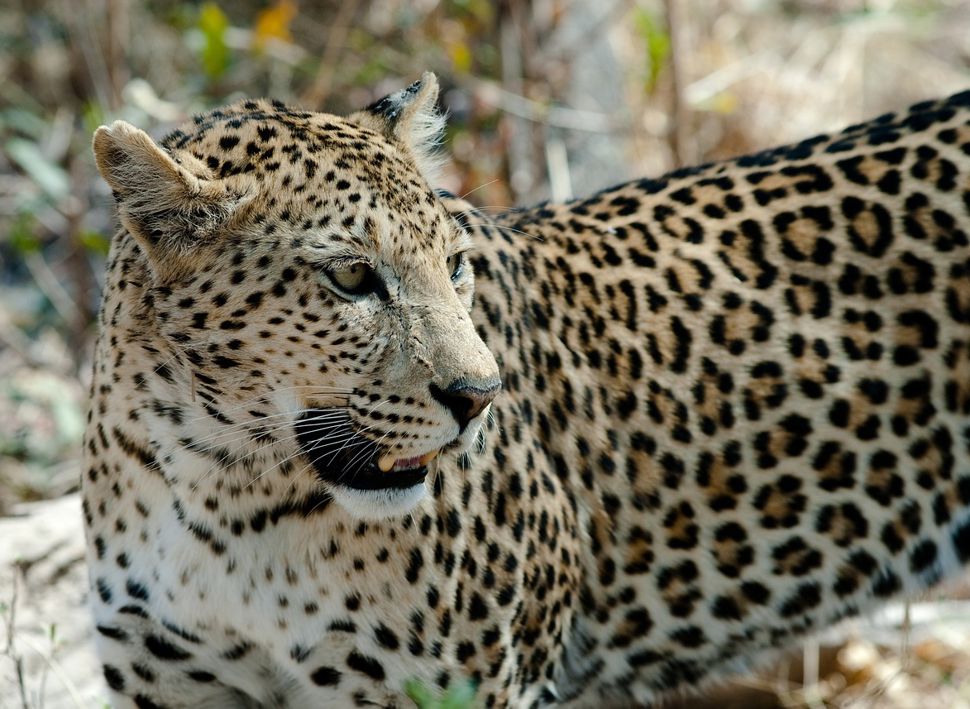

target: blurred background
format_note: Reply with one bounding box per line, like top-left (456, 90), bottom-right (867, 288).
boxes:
top-left (1, 0), bottom-right (969, 706)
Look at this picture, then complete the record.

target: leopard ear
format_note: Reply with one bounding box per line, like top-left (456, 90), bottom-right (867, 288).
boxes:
top-left (350, 72), bottom-right (447, 184)
top-left (93, 121), bottom-right (251, 276)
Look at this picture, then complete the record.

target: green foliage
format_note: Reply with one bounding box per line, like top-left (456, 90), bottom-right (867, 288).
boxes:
top-left (197, 3), bottom-right (231, 80)
top-left (446, 0), bottom-right (495, 30)
top-left (633, 7), bottom-right (670, 94)
top-left (9, 212), bottom-right (41, 255)
top-left (81, 101), bottom-right (107, 138)
top-left (79, 231), bottom-right (111, 256)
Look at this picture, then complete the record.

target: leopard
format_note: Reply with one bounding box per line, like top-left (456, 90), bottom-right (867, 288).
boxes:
top-left (83, 72), bottom-right (970, 708)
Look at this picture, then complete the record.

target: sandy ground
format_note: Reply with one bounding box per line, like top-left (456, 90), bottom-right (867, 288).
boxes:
top-left (0, 496), bottom-right (104, 709)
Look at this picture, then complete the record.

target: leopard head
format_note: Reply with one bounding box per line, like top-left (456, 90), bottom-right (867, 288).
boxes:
top-left (93, 74), bottom-right (501, 519)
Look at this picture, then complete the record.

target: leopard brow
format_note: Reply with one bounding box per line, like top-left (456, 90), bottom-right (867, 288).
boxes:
top-left (305, 241), bottom-right (373, 265)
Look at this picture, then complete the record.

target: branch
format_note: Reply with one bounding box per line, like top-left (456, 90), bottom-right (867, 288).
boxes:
top-left (300, 0), bottom-right (361, 108)
top-left (664, 0), bottom-right (688, 166)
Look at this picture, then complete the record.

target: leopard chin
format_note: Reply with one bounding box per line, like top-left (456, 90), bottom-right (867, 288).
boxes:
top-left (329, 483), bottom-right (429, 520)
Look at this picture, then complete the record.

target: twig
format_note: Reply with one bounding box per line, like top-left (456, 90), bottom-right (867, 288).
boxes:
top-left (3, 569), bottom-right (29, 709)
top-left (64, 0), bottom-right (113, 111)
top-left (800, 637), bottom-right (826, 709)
top-left (802, 635), bottom-right (819, 692)
top-left (900, 600), bottom-right (912, 668)
top-left (16, 634), bottom-right (87, 709)
top-left (105, 0), bottom-right (128, 108)
top-left (461, 77), bottom-right (619, 133)
top-left (684, 52), bottom-right (771, 106)
top-left (500, 5), bottom-right (536, 202)
top-left (663, 0), bottom-right (688, 166)
top-left (300, 0), bottom-right (360, 108)
top-left (66, 152), bottom-right (97, 357)
top-left (544, 132), bottom-right (572, 202)
top-left (0, 318), bottom-right (41, 368)
top-left (24, 252), bottom-right (83, 328)
top-left (544, 0), bottom-right (635, 61)
top-left (223, 29), bottom-right (307, 64)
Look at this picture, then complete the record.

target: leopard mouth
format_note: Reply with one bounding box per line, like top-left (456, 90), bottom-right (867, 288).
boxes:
top-left (295, 409), bottom-right (437, 491)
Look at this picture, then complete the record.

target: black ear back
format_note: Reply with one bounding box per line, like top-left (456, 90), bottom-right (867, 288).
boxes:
top-left (350, 72), bottom-right (447, 183)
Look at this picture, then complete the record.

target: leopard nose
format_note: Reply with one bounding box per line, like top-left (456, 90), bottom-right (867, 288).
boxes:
top-left (430, 378), bottom-right (502, 430)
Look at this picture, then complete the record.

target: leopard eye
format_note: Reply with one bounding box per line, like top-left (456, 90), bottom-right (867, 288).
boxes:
top-left (447, 252), bottom-right (465, 281)
top-left (325, 262), bottom-right (377, 297)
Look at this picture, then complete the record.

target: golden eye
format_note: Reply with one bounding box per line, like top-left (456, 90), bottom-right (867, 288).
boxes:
top-left (447, 252), bottom-right (464, 281)
top-left (325, 262), bottom-right (376, 296)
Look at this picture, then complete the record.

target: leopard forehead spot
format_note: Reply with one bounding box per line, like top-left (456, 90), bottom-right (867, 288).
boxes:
top-left (84, 84), bottom-right (970, 707)
top-left (164, 102), bottom-right (452, 259)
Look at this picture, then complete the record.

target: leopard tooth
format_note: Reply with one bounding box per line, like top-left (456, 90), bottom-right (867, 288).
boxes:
top-left (377, 453), bottom-right (396, 472)
top-left (419, 451), bottom-right (439, 465)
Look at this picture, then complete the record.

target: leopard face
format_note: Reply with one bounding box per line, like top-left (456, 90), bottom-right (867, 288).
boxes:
top-left (93, 79), bottom-right (499, 519)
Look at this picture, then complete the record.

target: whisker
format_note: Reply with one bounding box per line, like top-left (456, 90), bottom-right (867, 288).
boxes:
top-left (180, 411), bottom-right (300, 445)
top-left (184, 409), bottom-right (350, 448)
top-left (459, 179), bottom-right (499, 200)
top-left (462, 221), bottom-right (543, 242)
top-left (343, 428), bottom-right (391, 474)
top-left (190, 414), bottom-right (354, 492)
top-left (324, 401), bottom-right (392, 463)
top-left (179, 386), bottom-right (352, 425)
top-left (243, 408), bottom-right (391, 490)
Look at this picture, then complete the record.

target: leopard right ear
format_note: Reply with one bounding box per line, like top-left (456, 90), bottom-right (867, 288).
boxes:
top-left (93, 121), bottom-right (252, 275)
top-left (349, 72), bottom-right (447, 185)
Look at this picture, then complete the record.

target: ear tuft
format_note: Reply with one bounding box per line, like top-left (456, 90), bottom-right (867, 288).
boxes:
top-left (351, 72), bottom-right (447, 184)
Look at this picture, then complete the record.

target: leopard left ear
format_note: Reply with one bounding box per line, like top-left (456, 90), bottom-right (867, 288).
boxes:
top-left (93, 120), bottom-right (253, 281)
top-left (350, 72), bottom-right (446, 184)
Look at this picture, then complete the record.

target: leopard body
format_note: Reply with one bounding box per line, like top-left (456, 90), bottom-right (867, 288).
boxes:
top-left (83, 78), bottom-right (970, 707)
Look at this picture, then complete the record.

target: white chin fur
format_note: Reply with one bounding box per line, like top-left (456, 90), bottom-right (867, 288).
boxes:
top-left (331, 482), bottom-right (427, 520)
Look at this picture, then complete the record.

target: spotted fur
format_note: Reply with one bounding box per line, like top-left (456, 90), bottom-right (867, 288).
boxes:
top-left (84, 77), bottom-right (970, 707)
